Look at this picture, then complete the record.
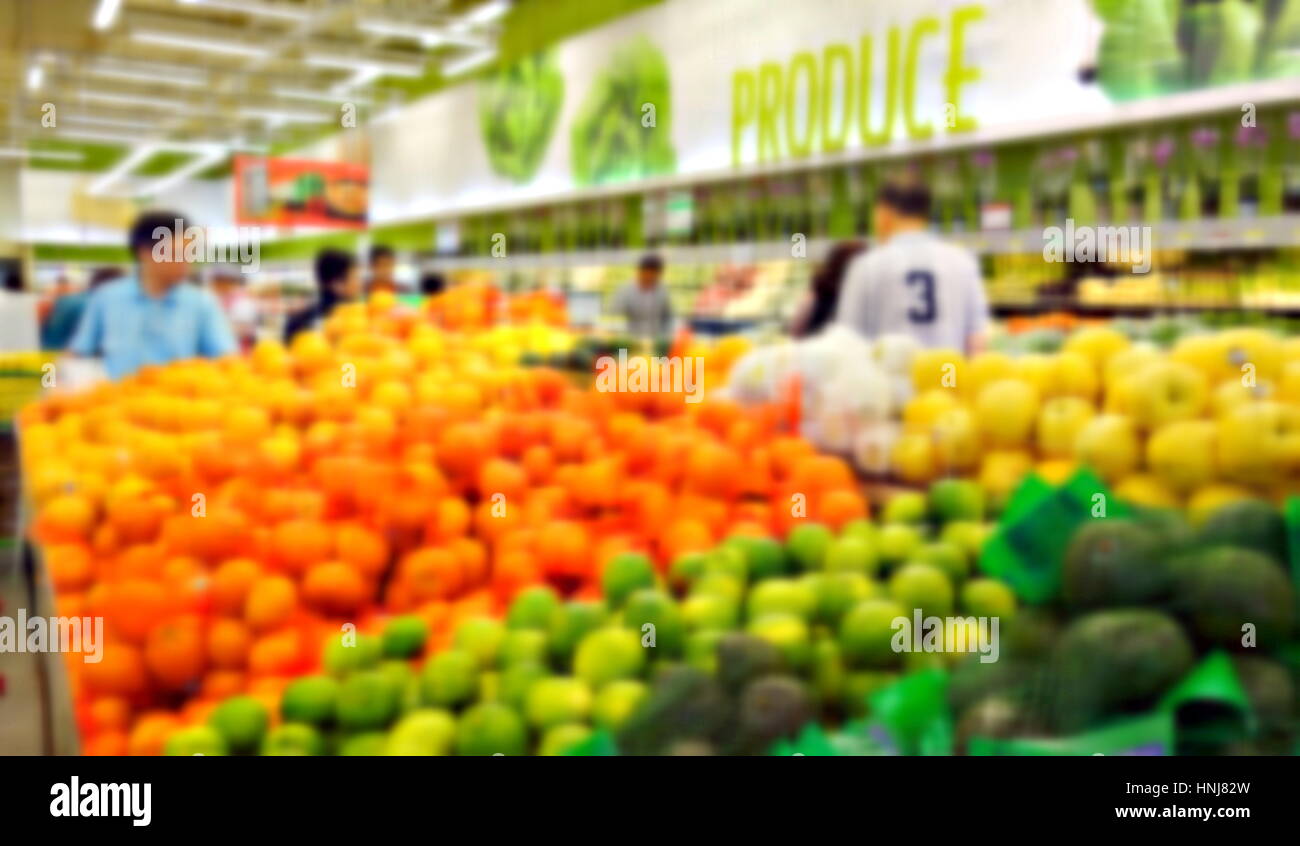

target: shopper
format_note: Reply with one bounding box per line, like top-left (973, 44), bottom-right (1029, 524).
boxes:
top-left (835, 178), bottom-right (989, 354)
top-left (68, 211), bottom-right (237, 380)
top-left (368, 244), bottom-right (398, 296)
top-left (211, 266), bottom-right (259, 352)
top-left (790, 241), bottom-right (864, 338)
top-left (41, 267), bottom-right (123, 351)
top-left (612, 253), bottom-right (673, 339)
top-left (284, 248), bottom-right (361, 342)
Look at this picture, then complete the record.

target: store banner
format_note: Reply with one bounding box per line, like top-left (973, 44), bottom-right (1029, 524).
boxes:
top-left (369, 0), bottom-right (1300, 223)
top-left (235, 156), bottom-right (369, 229)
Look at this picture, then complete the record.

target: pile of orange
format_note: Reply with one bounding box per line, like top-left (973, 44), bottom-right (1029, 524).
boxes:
top-left (20, 298), bottom-right (867, 754)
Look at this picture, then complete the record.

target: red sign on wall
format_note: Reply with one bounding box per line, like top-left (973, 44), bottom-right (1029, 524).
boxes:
top-left (234, 156), bottom-right (369, 229)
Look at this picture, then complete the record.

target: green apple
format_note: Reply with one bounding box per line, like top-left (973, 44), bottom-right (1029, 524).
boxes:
top-left (960, 579), bottom-right (1017, 619)
top-left (823, 536), bottom-right (879, 576)
top-left (803, 571), bottom-right (879, 626)
top-left (839, 518), bottom-right (878, 545)
top-left (785, 523), bottom-right (834, 570)
top-left (592, 679), bottom-right (648, 731)
top-left (689, 573), bottom-right (744, 604)
top-left (928, 478), bottom-right (986, 523)
top-left (702, 544), bottom-right (748, 581)
top-left (499, 629), bottom-right (549, 667)
top-left (547, 601), bottom-right (607, 663)
top-left (669, 551), bottom-right (708, 592)
top-left (909, 541), bottom-right (968, 583)
top-left (745, 578), bottom-right (817, 622)
top-left (525, 677), bottom-right (593, 729)
top-left (208, 696), bottom-right (269, 754)
top-left (882, 491), bottom-right (928, 524)
top-left (838, 599), bottom-right (907, 668)
top-left (322, 634), bottom-right (381, 676)
top-left (888, 563), bottom-right (954, 617)
top-left (165, 725), bottom-right (228, 756)
top-left (681, 593), bottom-right (739, 631)
top-left (337, 671), bottom-right (402, 732)
top-left (622, 589), bottom-right (685, 656)
top-left (878, 523), bottom-right (923, 563)
top-left (939, 520), bottom-right (991, 563)
top-left (506, 586), bottom-right (560, 630)
top-left (602, 552), bottom-right (656, 608)
top-left (280, 675), bottom-right (340, 726)
top-left (261, 723), bottom-right (325, 756)
top-left (724, 535), bottom-right (788, 580)
top-left (385, 709), bottom-right (456, 756)
top-left (573, 628), bottom-right (646, 688)
top-left (499, 661), bottom-right (548, 711)
top-left (454, 617), bottom-right (507, 669)
top-left (419, 650), bottom-right (479, 709)
top-left (455, 703), bottom-right (527, 756)
top-left (1036, 396), bottom-right (1094, 460)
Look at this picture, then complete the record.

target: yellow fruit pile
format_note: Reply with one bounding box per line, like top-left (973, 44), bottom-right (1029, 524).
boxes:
top-left (892, 326), bottom-right (1300, 520)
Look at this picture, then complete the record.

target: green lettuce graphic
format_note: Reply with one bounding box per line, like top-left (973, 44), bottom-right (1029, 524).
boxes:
top-left (479, 51), bottom-right (564, 183)
top-left (570, 37), bottom-right (675, 186)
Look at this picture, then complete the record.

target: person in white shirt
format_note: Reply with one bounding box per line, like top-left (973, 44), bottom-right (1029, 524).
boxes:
top-left (611, 253), bottom-right (673, 339)
top-left (835, 177), bottom-right (989, 355)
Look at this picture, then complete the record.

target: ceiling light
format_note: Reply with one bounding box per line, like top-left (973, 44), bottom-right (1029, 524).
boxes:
top-left (78, 89), bottom-right (196, 111)
top-left (0, 148), bottom-right (84, 162)
top-left (442, 48), bottom-right (497, 77)
top-left (26, 65), bottom-right (44, 92)
top-left (131, 30), bottom-right (272, 59)
top-left (178, 0), bottom-right (316, 23)
top-left (356, 19), bottom-right (486, 49)
top-left (304, 53), bottom-right (425, 79)
top-left (239, 107), bottom-right (333, 124)
top-left (459, 0), bottom-right (512, 27)
top-left (86, 62), bottom-right (207, 88)
top-left (48, 127), bottom-right (149, 145)
top-left (63, 113), bottom-right (167, 131)
top-left (276, 87), bottom-right (371, 105)
top-left (93, 0), bottom-right (123, 30)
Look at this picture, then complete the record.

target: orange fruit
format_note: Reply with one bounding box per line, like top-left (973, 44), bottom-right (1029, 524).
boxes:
top-left (450, 537), bottom-right (488, 587)
top-left (86, 696), bottom-right (132, 734)
top-left (520, 444), bottom-right (555, 485)
top-left (334, 523), bottom-right (389, 579)
top-left (144, 616), bottom-right (206, 690)
top-left (247, 630), bottom-right (302, 677)
top-left (244, 576), bottom-right (297, 632)
top-left (816, 488), bottom-right (869, 530)
top-left (211, 558), bottom-right (262, 617)
top-left (685, 442), bottom-right (744, 500)
top-left (269, 519), bottom-right (333, 575)
top-left (660, 518), bottom-right (713, 563)
top-left (46, 543), bottom-right (93, 592)
top-left (81, 641), bottom-right (148, 698)
top-left (126, 712), bottom-right (180, 756)
top-left (478, 458), bottom-right (529, 501)
top-left (401, 547), bottom-right (464, 602)
top-left (200, 670), bottom-right (247, 700)
top-left (302, 561), bottom-right (369, 615)
top-left (160, 508), bottom-right (247, 562)
top-left (85, 731), bottom-right (129, 756)
top-left (426, 497), bottom-right (471, 544)
top-left (105, 494), bottom-right (167, 544)
top-left (790, 454), bottom-right (856, 494)
top-left (35, 493), bottom-right (96, 543)
top-left (491, 548), bottom-right (541, 601)
top-left (104, 580), bottom-right (170, 644)
top-left (535, 520), bottom-right (591, 579)
top-left (207, 618), bottom-right (253, 670)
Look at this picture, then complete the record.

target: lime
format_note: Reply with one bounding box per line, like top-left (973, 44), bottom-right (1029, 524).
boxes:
top-left (839, 599), bottom-right (908, 668)
top-left (668, 551), bottom-right (708, 592)
top-left (337, 671), bottom-right (402, 732)
top-left (888, 562), bottom-right (954, 617)
top-left (745, 613), bottom-right (812, 669)
top-left (454, 617), bottom-right (507, 669)
top-left (929, 478), bottom-right (985, 522)
top-left (803, 572), bottom-right (879, 626)
top-left (878, 523), bottom-right (923, 563)
top-left (322, 633), bottom-right (382, 676)
top-left (689, 573), bottom-right (744, 604)
top-left (574, 628), bottom-right (646, 688)
top-left (538, 723), bottom-right (594, 756)
top-left (499, 629), bottom-right (549, 666)
top-left (621, 589), bottom-right (685, 656)
top-left (506, 585), bottom-right (560, 630)
top-left (841, 670), bottom-right (900, 716)
top-left (840, 518), bottom-right (878, 545)
top-left (823, 536), bottom-right (879, 576)
top-left (680, 593), bottom-right (739, 631)
top-left (724, 535), bottom-right (788, 580)
top-left (164, 725), bottom-right (228, 756)
top-left (208, 696), bottom-right (269, 754)
top-left (547, 601), bottom-right (607, 663)
top-left (592, 679), bottom-right (648, 731)
top-left (455, 703), bottom-right (528, 756)
top-left (385, 709), bottom-right (456, 756)
top-left (746, 578), bottom-right (817, 622)
top-left (960, 578), bottom-right (1017, 618)
top-left (499, 661), bottom-right (549, 711)
top-left (882, 491), bottom-right (928, 524)
top-left (419, 650), bottom-right (479, 709)
top-left (261, 723), bottom-right (324, 756)
top-left (381, 615), bottom-right (429, 659)
top-left (602, 552), bottom-right (656, 608)
top-left (939, 520), bottom-right (991, 562)
top-left (280, 675), bottom-right (340, 726)
top-left (811, 637), bottom-right (846, 703)
top-left (910, 542), bottom-right (968, 583)
top-left (525, 677), bottom-right (593, 729)
top-left (337, 732), bottom-right (387, 756)
top-left (685, 629), bottom-right (726, 674)
top-left (701, 544), bottom-right (748, 581)
top-left (786, 523), bottom-right (833, 570)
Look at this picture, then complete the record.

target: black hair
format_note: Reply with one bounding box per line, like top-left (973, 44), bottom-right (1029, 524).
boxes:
top-left (806, 241), bottom-right (865, 335)
top-left (876, 178), bottom-right (932, 219)
top-left (369, 244), bottom-right (395, 264)
top-left (638, 253), bottom-right (664, 272)
top-left (315, 248), bottom-right (356, 292)
top-left (128, 210), bottom-right (187, 258)
top-left (420, 272), bottom-right (446, 296)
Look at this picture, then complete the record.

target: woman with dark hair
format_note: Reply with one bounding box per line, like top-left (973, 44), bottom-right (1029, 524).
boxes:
top-left (283, 248), bottom-right (361, 342)
top-left (790, 241), bottom-right (864, 338)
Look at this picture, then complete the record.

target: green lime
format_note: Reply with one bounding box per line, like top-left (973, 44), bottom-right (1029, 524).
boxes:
top-left (381, 615), bottom-right (429, 659)
top-left (574, 628), bottom-right (646, 688)
top-left (280, 675), bottom-right (340, 726)
top-left (669, 551), bottom-right (709, 593)
top-left (786, 523), bottom-right (833, 570)
top-left (621, 589), bottom-right (685, 656)
top-left (882, 491), bottom-right (928, 524)
top-left (538, 723), bottom-right (594, 756)
top-left (745, 612), bottom-right (812, 669)
top-left (803, 572), bottom-right (880, 626)
top-left (929, 478), bottom-right (985, 522)
top-left (454, 617), bottom-right (507, 669)
top-left (746, 578), bottom-right (817, 621)
top-left (165, 725), bottom-right (228, 756)
top-left (525, 676), bottom-right (593, 729)
top-left (336, 732), bottom-right (387, 756)
top-left (208, 696), bottom-right (269, 754)
top-left (322, 633), bottom-right (382, 676)
top-left (724, 535), bottom-right (788, 580)
top-left (499, 629), bottom-right (549, 666)
top-left (337, 671), bottom-right (402, 732)
top-left (909, 542), bottom-right (969, 583)
top-left (685, 629), bottom-right (725, 674)
top-left (506, 586), bottom-right (560, 630)
top-left (592, 679), bottom-right (648, 732)
top-left (702, 544), bottom-right (748, 581)
top-left (960, 578), bottom-right (1018, 618)
top-left (839, 599), bottom-right (907, 668)
top-left (547, 601), bottom-right (607, 663)
top-left (878, 523), bottom-right (923, 563)
top-left (689, 573), bottom-right (744, 604)
top-left (888, 562), bottom-right (954, 617)
top-left (419, 650), bottom-right (479, 709)
top-left (455, 703), bottom-right (528, 756)
top-left (499, 661), bottom-right (549, 711)
top-left (823, 536), bottom-right (879, 576)
top-left (261, 723), bottom-right (324, 756)
top-left (681, 593), bottom-right (739, 631)
top-left (385, 709), bottom-right (456, 756)
top-left (841, 670), bottom-right (900, 717)
top-left (602, 552), bottom-right (656, 608)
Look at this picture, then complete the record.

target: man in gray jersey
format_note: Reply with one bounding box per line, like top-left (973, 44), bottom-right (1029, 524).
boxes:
top-left (611, 253), bottom-right (673, 339)
top-left (835, 178), bottom-right (990, 355)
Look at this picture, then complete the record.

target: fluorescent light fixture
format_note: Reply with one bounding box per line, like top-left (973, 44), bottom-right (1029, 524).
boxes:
top-left (63, 113), bottom-right (166, 131)
top-left (239, 107), bottom-right (332, 124)
top-left (304, 53), bottom-right (425, 78)
top-left (442, 48), bottom-right (497, 77)
top-left (87, 62), bottom-right (207, 88)
top-left (49, 127), bottom-right (148, 145)
top-left (460, 0), bottom-right (511, 27)
top-left (356, 18), bottom-right (486, 49)
top-left (143, 146), bottom-right (228, 196)
top-left (0, 147), bottom-right (84, 162)
top-left (131, 30), bottom-right (271, 58)
top-left (93, 0), bottom-right (123, 30)
top-left (178, 0), bottom-right (315, 22)
top-left (89, 143), bottom-right (160, 195)
top-left (78, 89), bottom-right (196, 111)
top-left (276, 87), bottom-right (371, 105)
top-left (26, 64), bottom-right (43, 91)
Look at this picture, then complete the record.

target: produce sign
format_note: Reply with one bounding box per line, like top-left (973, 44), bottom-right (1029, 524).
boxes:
top-left (235, 156), bottom-right (369, 229)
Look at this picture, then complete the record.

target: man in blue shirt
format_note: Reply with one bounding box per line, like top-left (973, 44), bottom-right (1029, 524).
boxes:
top-left (70, 211), bottom-right (238, 380)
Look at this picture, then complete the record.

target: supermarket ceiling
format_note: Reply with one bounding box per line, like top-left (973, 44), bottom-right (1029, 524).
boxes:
top-left (0, 0), bottom-right (512, 179)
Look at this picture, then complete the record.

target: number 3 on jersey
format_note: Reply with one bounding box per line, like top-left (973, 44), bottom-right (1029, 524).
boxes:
top-left (905, 270), bottom-right (936, 324)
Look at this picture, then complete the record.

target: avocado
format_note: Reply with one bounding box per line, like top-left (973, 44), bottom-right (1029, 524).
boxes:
top-left (1174, 547), bottom-right (1296, 650)
top-left (615, 666), bottom-right (734, 756)
top-left (1062, 519), bottom-right (1172, 611)
top-left (1198, 499), bottom-right (1288, 565)
top-left (731, 675), bottom-right (814, 755)
top-left (714, 632), bottom-right (783, 694)
top-left (1230, 655), bottom-right (1296, 743)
